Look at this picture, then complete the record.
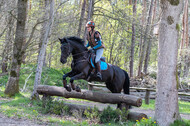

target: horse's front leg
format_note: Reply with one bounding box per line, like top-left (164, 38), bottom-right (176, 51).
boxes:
top-left (63, 71), bottom-right (75, 92)
top-left (70, 72), bottom-right (86, 92)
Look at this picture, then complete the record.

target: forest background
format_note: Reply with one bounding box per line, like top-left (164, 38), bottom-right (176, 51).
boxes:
top-left (0, 0), bottom-right (189, 95)
top-left (0, 0), bottom-right (189, 125)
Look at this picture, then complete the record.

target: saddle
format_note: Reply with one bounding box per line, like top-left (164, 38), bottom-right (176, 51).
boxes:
top-left (89, 53), bottom-right (107, 70)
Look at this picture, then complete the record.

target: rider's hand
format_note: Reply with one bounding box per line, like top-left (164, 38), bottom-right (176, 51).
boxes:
top-left (88, 48), bottom-right (94, 52)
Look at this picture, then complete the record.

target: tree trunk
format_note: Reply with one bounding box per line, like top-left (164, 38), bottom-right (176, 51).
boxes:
top-left (83, 0), bottom-right (93, 42)
top-left (183, 51), bottom-right (190, 77)
top-left (31, 0), bottom-right (55, 99)
top-left (129, 0), bottom-right (136, 77)
top-left (4, 0), bottom-right (28, 96)
top-left (77, 0), bottom-right (86, 37)
top-left (1, 1), bottom-right (15, 73)
top-left (143, 0), bottom-right (154, 74)
top-left (180, 0), bottom-right (189, 49)
top-left (48, 41), bottom-right (54, 68)
top-left (38, 0), bottom-right (49, 67)
top-left (181, 0), bottom-right (189, 78)
top-left (1, 17), bottom-right (12, 73)
top-left (37, 85), bottom-right (142, 107)
top-left (137, 0), bottom-right (147, 76)
top-left (155, 1), bottom-right (183, 125)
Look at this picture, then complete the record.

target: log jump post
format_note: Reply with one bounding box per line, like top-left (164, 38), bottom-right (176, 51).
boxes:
top-left (37, 85), bottom-right (142, 107)
top-left (88, 82), bottom-right (190, 104)
top-left (37, 85), bottom-right (148, 121)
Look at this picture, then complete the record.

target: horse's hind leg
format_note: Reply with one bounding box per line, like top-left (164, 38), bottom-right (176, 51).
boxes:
top-left (106, 81), bottom-right (128, 110)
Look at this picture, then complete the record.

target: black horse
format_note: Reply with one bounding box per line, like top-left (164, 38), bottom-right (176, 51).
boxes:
top-left (59, 36), bottom-right (130, 108)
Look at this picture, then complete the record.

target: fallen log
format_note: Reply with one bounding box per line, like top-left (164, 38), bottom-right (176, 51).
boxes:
top-left (128, 112), bottom-right (148, 121)
top-left (42, 95), bottom-right (147, 121)
top-left (37, 85), bottom-right (142, 107)
top-left (64, 103), bottom-right (147, 121)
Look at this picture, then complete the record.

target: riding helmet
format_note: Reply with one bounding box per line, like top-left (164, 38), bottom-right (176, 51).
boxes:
top-left (86, 21), bottom-right (95, 28)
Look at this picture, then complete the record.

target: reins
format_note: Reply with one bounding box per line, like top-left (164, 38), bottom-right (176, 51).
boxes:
top-left (72, 50), bottom-right (89, 57)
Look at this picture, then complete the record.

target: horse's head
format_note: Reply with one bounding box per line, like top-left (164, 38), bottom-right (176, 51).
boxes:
top-left (59, 38), bottom-right (72, 64)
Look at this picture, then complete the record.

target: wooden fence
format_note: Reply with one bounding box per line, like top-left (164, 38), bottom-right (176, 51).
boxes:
top-left (88, 82), bottom-right (190, 104)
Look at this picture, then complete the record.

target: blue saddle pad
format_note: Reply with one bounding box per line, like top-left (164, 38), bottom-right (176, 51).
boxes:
top-left (90, 58), bottom-right (108, 70)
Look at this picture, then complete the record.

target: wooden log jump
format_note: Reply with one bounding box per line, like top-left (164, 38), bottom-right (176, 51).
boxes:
top-left (37, 85), bottom-right (142, 107)
top-left (42, 95), bottom-right (147, 121)
top-left (88, 82), bottom-right (190, 104)
top-left (62, 102), bottom-right (147, 121)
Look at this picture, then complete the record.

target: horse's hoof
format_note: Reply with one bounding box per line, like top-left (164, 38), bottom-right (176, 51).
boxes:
top-left (75, 86), bottom-right (81, 92)
top-left (64, 85), bottom-right (71, 92)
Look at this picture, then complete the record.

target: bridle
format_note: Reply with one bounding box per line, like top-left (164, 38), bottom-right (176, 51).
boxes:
top-left (62, 42), bottom-right (90, 65)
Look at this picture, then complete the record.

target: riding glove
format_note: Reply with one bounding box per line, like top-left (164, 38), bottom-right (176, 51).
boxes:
top-left (89, 48), bottom-right (94, 52)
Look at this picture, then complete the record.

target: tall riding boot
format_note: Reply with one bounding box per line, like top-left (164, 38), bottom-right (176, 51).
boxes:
top-left (95, 61), bottom-right (102, 80)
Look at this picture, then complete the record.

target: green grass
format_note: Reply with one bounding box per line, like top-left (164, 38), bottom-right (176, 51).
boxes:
top-left (0, 64), bottom-right (190, 125)
top-left (0, 64), bottom-right (88, 91)
top-left (141, 99), bottom-right (190, 114)
top-left (0, 91), bottom-right (136, 126)
top-left (0, 92), bottom-right (91, 125)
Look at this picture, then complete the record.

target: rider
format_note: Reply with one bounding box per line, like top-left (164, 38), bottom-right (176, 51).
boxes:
top-left (85, 21), bottom-right (105, 80)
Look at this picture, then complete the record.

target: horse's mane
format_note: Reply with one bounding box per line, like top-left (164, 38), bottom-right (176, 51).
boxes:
top-left (66, 36), bottom-right (85, 45)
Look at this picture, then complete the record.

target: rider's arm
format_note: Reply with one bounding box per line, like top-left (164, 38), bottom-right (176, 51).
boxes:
top-left (85, 41), bottom-right (90, 48)
top-left (93, 40), bottom-right (102, 50)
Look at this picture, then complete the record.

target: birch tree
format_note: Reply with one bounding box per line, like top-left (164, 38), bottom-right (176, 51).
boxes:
top-left (129, 0), bottom-right (137, 77)
top-left (31, 0), bottom-right (55, 99)
top-left (137, 0), bottom-right (147, 76)
top-left (143, 0), bottom-right (154, 74)
top-left (77, 0), bottom-right (86, 37)
top-left (181, 0), bottom-right (189, 78)
top-left (155, 0), bottom-right (183, 125)
top-left (4, 0), bottom-right (28, 96)
top-left (83, 0), bottom-right (94, 42)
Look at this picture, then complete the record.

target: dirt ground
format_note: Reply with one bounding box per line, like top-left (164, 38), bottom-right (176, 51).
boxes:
top-left (0, 113), bottom-right (47, 126)
top-left (0, 99), bottom-right (190, 126)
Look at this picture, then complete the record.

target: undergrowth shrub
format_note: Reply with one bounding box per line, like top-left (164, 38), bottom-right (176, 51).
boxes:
top-left (84, 106), bottom-right (99, 122)
top-left (99, 106), bottom-right (128, 123)
top-left (41, 96), bottom-right (69, 115)
top-left (135, 117), bottom-right (158, 126)
top-left (170, 120), bottom-right (190, 126)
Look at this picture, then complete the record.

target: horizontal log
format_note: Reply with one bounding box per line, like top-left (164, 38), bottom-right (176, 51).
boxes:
top-left (37, 85), bottom-right (142, 107)
top-left (128, 112), bottom-right (148, 121)
top-left (88, 83), bottom-right (190, 96)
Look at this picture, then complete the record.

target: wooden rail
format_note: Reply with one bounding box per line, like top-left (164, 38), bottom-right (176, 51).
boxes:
top-left (88, 82), bottom-right (190, 104)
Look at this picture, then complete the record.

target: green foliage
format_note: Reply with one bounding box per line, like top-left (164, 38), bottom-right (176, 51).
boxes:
top-left (99, 106), bottom-right (128, 123)
top-left (167, 16), bottom-right (174, 25)
top-left (176, 23), bottom-right (180, 32)
top-left (0, 74), bottom-right (8, 87)
top-left (0, 64), bottom-right (88, 93)
top-left (170, 120), bottom-right (190, 126)
top-left (168, 0), bottom-right (180, 6)
top-left (135, 117), bottom-right (158, 126)
top-left (40, 96), bottom-right (69, 115)
top-left (84, 106), bottom-right (99, 121)
top-left (149, 71), bottom-right (157, 79)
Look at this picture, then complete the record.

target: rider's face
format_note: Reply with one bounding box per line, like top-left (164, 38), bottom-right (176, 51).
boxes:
top-left (87, 26), bottom-right (91, 32)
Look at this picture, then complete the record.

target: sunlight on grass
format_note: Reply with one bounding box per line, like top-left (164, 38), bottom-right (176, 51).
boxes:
top-left (140, 99), bottom-right (190, 114)
top-left (0, 65), bottom-right (189, 126)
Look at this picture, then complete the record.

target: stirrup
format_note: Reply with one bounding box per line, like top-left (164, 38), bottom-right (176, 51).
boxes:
top-left (97, 72), bottom-right (102, 80)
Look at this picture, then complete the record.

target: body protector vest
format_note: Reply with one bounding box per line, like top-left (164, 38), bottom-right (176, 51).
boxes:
top-left (87, 30), bottom-right (105, 49)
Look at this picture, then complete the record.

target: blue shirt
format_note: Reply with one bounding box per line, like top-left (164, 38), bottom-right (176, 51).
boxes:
top-left (86, 39), bottom-right (102, 50)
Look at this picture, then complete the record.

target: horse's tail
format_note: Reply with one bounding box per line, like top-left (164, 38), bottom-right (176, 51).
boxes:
top-left (122, 70), bottom-right (130, 95)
